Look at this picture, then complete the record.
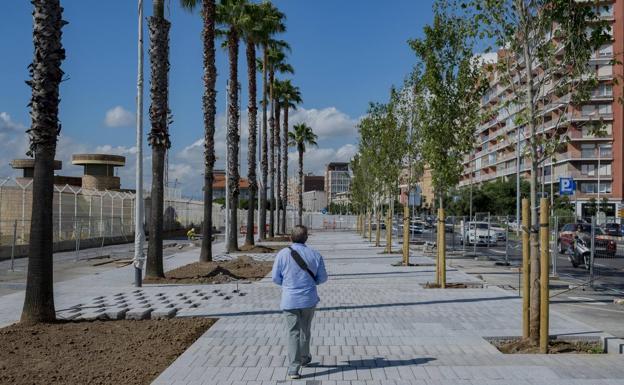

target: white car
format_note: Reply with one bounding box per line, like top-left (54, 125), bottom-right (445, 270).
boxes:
top-left (461, 221), bottom-right (497, 245)
top-left (490, 223), bottom-right (507, 241)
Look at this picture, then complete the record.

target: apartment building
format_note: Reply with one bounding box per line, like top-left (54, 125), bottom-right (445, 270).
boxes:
top-left (324, 162), bottom-right (351, 205)
top-left (459, 1), bottom-right (623, 218)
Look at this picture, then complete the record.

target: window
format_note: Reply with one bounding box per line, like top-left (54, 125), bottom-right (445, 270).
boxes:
top-left (598, 65), bottom-right (613, 77)
top-left (599, 4), bottom-right (613, 17)
top-left (595, 83), bottom-right (613, 97)
top-left (581, 144), bottom-right (595, 158)
top-left (599, 144), bottom-right (612, 157)
top-left (488, 153), bottom-right (496, 163)
top-left (581, 164), bottom-right (595, 176)
top-left (598, 104), bottom-right (612, 114)
top-left (582, 105), bottom-right (595, 116)
top-left (599, 182), bottom-right (612, 193)
top-left (580, 182), bottom-right (596, 193)
top-left (582, 123), bottom-right (611, 137)
top-left (599, 163), bottom-right (611, 176)
top-left (598, 44), bottom-right (613, 58)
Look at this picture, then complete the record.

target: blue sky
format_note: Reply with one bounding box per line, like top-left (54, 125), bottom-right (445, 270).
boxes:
top-left (0, 0), bottom-right (434, 198)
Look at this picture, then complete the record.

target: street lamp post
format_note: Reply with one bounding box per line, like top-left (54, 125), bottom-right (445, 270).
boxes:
top-left (133, 0), bottom-right (145, 287)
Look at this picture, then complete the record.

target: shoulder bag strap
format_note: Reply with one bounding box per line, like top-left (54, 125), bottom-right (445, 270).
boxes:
top-left (288, 246), bottom-right (316, 280)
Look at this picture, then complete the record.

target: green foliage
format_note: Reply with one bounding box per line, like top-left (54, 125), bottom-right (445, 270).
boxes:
top-left (408, 2), bottom-right (486, 204)
top-left (447, 178), bottom-right (530, 216)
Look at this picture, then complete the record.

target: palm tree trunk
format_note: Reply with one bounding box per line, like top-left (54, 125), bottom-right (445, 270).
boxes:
top-left (281, 103), bottom-right (289, 233)
top-left (226, 29), bottom-right (240, 252)
top-left (200, 0), bottom-right (216, 262)
top-left (146, 5), bottom-right (171, 279)
top-left (245, 40), bottom-right (257, 246)
top-left (21, 0), bottom-right (66, 324)
top-left (268, 70), bottom-right (275, 238)
top-left (275, 101), bottom-right (282, 234)
top-left (259, 47), bottom-right (268, 240)
top-left (298, 146), bottom-right (304, 225)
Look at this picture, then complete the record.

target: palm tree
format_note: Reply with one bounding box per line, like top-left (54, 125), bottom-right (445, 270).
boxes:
top-left (256, 4), bottom-right (285, 241)
top-left (278, 80), bottom-right (302, 233)
top-left (180, 0), bottom-right (217, 262)
top-left (145, 0), bottom-right (172, 279)
top-left (265, 45), bottom-right (293, 237)
top-left (288, 123), bottom-right (318, 226)
top-left (20, 0), bottom-right (66, 324)
top-left (217, 0), bottom-right (246, 252)
top-left (240, 2), bottom-right (276, 245)
top-left (272, 79), bottom-right (284, 233)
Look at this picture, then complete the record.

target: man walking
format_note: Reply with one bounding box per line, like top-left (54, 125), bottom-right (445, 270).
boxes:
top-left (271, 225), bottom-right (328, 379)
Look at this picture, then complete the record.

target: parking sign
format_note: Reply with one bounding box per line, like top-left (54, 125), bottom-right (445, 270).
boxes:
top-left (559, 177), bottom-right (575, 195)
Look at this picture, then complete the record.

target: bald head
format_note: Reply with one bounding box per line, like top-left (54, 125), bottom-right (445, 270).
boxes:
top-left (291, 225), bottom-right (309, 244)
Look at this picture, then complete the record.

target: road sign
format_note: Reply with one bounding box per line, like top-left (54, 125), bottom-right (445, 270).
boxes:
top-left (321, 208), bottom-right (328, 215)
top-left (559, 177), bottom-right (575, 196)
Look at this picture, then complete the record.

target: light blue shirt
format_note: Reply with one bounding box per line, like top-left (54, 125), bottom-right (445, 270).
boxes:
top-left (271, 243), bottom-right (328, 310)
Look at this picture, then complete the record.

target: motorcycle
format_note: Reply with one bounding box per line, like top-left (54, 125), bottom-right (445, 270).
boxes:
top-left (566, 235), bottom-right (591, 270)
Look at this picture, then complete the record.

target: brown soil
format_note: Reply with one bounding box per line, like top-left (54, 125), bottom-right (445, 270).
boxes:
top-left (238, 243), bottom-right (288, 253)
top-left (0, 318), bottom-right (215, 385)
top-left (144, 255), bottom-right (273, 284)
top-left (264, 236), bottom-right (291, 242)
top-left (493, 338), bottom-right (604, 354)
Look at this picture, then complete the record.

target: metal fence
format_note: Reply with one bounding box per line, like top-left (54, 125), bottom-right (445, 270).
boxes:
top-left (384, 211), bottom-right (623, 294)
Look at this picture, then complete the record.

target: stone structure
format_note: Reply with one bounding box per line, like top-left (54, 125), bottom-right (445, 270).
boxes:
top-left (72, 154), bottom-right (125, 191)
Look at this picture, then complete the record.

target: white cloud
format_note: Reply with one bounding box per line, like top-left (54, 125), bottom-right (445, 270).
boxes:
top-left (288, 143), bottom-right (357, 176)
top-left (0, 112), bottom-right (26, 132)
top-left (289, 107), bottom-right (360, 139)
top-left (104, 106), bottom-right (135, 128)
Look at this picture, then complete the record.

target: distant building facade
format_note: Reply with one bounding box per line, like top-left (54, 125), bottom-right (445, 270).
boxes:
top-left (212, 170), bottom-right (250, 200)
top-left (302, 190), bottom-right (327, 212)
top-left (287, 174), bottom-right (325, 207)
top-left (324, 162), bottom-right (351, 205)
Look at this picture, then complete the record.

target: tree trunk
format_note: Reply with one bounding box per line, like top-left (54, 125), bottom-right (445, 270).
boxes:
top-left (147, 147), bottom-right (166, 277)
top-left (146, 10), bottom-right (171, 279)
top-left (21, 0), bottom-right (66, 324)
top-left (298, 146), bottom-right (304, 225)
top-left (200, 0), bottom-right (216, 262)
top-left (259, 48), bottom-right (268, 240)
top-left (519, 3), bottom-right (541, 344)
top-left (281, 104), bottom-right (289, 233)
top-left (268, 70), bottom-right (275, 238)
top-left (275, 101), bottom-right (282, 234)
top-left (245, 40), bottom-right (257, 246)
top-left (226, 29), bottom-right (240, 252)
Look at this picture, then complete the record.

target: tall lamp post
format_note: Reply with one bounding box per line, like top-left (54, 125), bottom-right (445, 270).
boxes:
top-left (133, 0), bottom-right (145, 287)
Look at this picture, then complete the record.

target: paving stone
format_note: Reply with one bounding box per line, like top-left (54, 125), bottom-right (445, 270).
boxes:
top-left (125, 308), bottom-right (153, 320)
top-left (104, 307), bottom-right (128, 320)
top-left (151, 307), bottom-right (177, 319)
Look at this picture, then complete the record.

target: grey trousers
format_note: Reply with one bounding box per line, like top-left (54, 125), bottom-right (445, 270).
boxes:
top-left (284, 307), bottom-right (315, 371)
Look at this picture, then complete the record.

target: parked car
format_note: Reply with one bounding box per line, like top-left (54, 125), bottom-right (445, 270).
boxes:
top-left (409, 221), bottom-right (425, 234)
top-left (557, 223), bottom-right (616, 258)
top-left (602, 223), bottom-right (621, 237)
top-left (460, 221), bottom-right (497, 246)
top-left (490, 223), bottom-right (507, 241)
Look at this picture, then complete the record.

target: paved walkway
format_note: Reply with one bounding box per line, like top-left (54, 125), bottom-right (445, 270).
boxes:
top-left (152, 232), bottom-right (624, 385)
top-left (1, 231), bottom-right (623, 384)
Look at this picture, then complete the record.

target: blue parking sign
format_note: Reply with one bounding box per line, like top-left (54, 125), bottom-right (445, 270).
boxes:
top-left (559, 177), bottom-right (575, 195)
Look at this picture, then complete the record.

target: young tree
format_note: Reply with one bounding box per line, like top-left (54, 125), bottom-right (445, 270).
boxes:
top-left (409, 3), bottom-right (485, 283)
top-left (464, 0), bottom-right (611, 345)
top-left (288, 123), bottom-right (318, 225)
top-left (180, 0), bottom-right (217, 261)
top-left (21, 0), bottom-right (67, 324)
top-left (146, 0), bottom-right (172, 278)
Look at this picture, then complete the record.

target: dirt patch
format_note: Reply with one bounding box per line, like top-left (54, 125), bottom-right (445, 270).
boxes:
top-left (264, 236), bottom-right (291, 242)
top-left (391, 261), bottom-right (435, 267)
top-left (0, 318), bottom-right (215, 385)
top-left (238, 243), bottom-right (288, 253)
top-left (378, 250), bottom-right (403, 255)
top-left (491, 337), bottom-right (604, 354)
top-left (144, 255), bottom-right (273, 284)
top-left (422, 282), bottom-right (484, 289)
